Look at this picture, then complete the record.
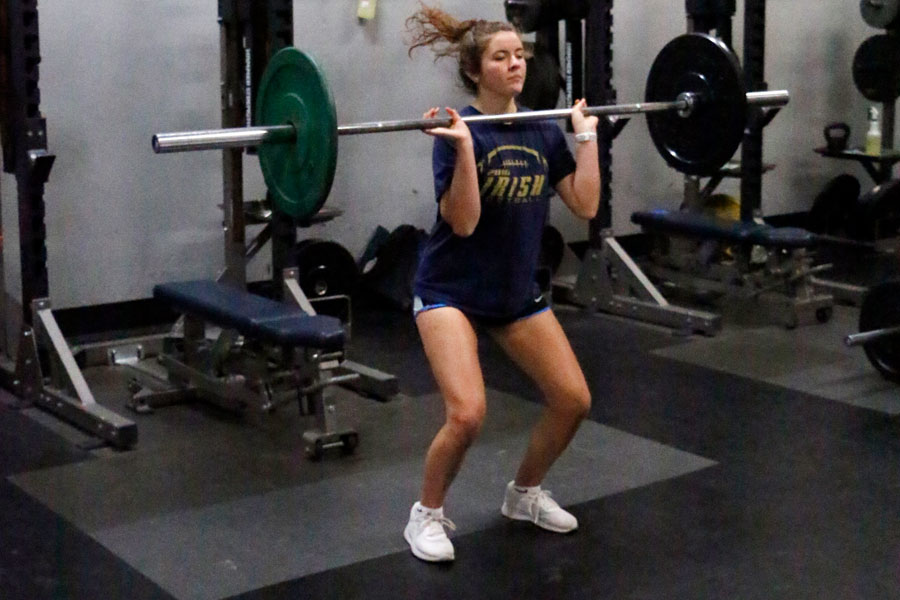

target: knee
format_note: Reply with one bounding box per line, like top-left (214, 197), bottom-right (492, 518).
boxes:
top-left (569, 388), bottom-right (592, 421)
top-left (445, 400), bottom-right (486, 444)
top-left (553, 385), bottom-right (591, 421)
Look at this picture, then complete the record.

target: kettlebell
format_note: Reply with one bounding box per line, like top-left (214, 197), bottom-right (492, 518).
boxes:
top-left (824, 122), bottom-right (851, 153)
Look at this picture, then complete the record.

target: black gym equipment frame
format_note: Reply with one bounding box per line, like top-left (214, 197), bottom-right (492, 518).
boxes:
top-left (215, 0), bottom-right (397, 402)
top-left (740, 0), bottom-right (766, 223)
top-left (115, 1), bottom-right (397, 451)
top-left (686, 0), bottom-right (735, 47)
top-left (219, 0), bottom-right (295, 290)
top-left (0, 0), bottom-right (136, 448)
top-left (567, 0), bottom-right (832, 334)
top-left (563, 0), bottom-right (723, 335)
top-left (585, 0), bottom-right (616, 240)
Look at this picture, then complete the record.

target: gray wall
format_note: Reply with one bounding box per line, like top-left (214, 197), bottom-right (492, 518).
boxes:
top-left (0, 1), bottom-right (882, 308)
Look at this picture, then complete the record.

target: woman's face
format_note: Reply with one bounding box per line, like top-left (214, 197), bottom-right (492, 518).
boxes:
top-left (474, 31), bottom-right (526, 98)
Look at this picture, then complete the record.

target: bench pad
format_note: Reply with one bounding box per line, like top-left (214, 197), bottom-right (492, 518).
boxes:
top-left (631, 209), bottom-right (816, 249)
top-left (154, 280), bottom-right (345, 351)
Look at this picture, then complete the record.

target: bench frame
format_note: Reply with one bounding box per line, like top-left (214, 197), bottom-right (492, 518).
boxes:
top-left (9, 298), bottom-right (138, 449)
top-left (633, 209), bottom-right (833, 328)
top-left (565, 230), bottom-right (722, 335)
top-left (564, 213), bottom-right (834, 333)
top-left (125, 269), bottom-right (396, 458)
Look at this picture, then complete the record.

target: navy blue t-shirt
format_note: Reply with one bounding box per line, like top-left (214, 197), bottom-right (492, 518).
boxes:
top-left (413, 105), bottom-right (576, 318)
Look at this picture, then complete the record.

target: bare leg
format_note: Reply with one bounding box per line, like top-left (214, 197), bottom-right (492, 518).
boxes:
top-left (490, 309), bottom-right (591, 487)
top-left (416, 307), bottom-right (487, 508)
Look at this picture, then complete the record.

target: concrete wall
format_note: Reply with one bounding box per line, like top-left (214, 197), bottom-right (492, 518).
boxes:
top-left (0, 1), bottom-right (883, 307)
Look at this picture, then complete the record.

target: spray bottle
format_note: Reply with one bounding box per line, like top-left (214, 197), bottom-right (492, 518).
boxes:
top-left (865, 106), bottom-right (882, 156)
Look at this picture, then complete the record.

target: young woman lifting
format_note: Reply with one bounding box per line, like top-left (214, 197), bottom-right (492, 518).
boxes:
top-left (404, 5), bottom-right (600, 562)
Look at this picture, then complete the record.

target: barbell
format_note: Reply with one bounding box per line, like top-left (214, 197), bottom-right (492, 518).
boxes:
top-left (152, 33), bottom-right (790, 221)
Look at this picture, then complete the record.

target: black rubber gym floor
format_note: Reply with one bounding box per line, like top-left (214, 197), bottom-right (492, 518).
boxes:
top-left (2, 301), bottom-right (899, 599)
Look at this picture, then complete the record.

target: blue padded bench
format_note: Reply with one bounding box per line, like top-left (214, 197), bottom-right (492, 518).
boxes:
top-left (154, 280), bottom-right (345, 351)
top-left (632, 209), bottom-right (817, 249)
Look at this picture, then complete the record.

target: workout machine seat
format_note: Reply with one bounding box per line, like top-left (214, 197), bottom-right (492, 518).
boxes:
top-left (154, 280), bottom-right (345, 351)
top-left (631, 209), bottom-right (816, 249)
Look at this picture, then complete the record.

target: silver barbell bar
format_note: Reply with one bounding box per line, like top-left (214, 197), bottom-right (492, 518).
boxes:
top-left (844, 325), bottom-right (900, 347)
top-left (152, 90), bottom-right (790, 154)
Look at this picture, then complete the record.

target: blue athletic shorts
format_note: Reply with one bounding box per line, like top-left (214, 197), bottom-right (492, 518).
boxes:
top-left (412, 294), bottom-right (550, 328)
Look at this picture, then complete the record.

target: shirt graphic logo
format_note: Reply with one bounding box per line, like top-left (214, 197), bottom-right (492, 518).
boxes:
top-left (478, 145), bottom-right (548, 205)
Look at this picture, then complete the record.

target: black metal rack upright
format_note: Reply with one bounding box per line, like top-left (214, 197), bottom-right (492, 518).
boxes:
top-left (503, 0), bottom-right (613, 245)
top-left (686, 0), bottom-right (735, 47)
top-left (218, 0), bottom-right (294, 293)
top-left (0, 0), bottom-right (137, 448)
top-left (1, 0), bottom-right (54, 327)
top-left (740, 0), bottom-right (767, 222)
top-left (585, 0), bottom-right (616, 246)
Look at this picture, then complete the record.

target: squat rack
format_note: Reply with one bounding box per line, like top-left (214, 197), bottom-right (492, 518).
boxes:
top-left (0, 0), bottom-right (136, 447)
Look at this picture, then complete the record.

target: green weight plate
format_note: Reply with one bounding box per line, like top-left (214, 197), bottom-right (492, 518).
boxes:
top-left (852, 34), bottom-right (900, 102)
top-left (859, 279), bottom-right (900, 382)
top-left (860, 0), bottom-right (900, 29)
top-left (256, 47), bottom-right (338, 220)
top-left (645, 33), bottom-right (747, 176)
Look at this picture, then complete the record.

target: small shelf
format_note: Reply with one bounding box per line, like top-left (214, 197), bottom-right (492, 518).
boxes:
top-left (242, 200), bottom-right (343, 226)
top-left (814, 146), bottom-right (900, 184)
top-left (718, 160), bottom-right (776, 178)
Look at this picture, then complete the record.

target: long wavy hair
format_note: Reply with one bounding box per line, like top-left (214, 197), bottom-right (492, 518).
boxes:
top-left (406, 3), bottom-right (519, 94)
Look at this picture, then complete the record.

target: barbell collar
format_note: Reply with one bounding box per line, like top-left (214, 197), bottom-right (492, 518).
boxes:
top-left (151, 89), bottom-right (789, 154)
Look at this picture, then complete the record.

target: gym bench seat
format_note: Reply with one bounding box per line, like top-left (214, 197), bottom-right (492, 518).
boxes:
top-left (154, 279), bottom-right (345, 351)
top-left (145, 279), bottom-right (359, 458)
top-left (627, 208), bottom-right (834, 329)
top-left (631, 208), bottom-right (817, 249)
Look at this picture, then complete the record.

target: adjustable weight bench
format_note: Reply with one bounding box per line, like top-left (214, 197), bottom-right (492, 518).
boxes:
top-left (129, 279), bottom-right (360, 458)
top-left (629, 208), bottom-right (833, 328)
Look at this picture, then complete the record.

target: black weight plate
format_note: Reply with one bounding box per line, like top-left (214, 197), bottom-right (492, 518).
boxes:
top-left (852, 34), bottom-right (900, 103)
top-left (645, 33), bottom-right (747, 176)
top-left (256, 47), bottom-right (338, 220)
top-left (859, 279), bottom-right (900, 381)
top-left (519, 44), bottom-right (563, 110)
top-left (807, 174), bottom-right (861, 235)
top-left (504, 0), bottom-right (542, 32)
top-left (854, 178), bottom-right (900, 240)
top-left (860, 0), bottom-right (900, 29)
top-left (290, 239), bottom-right (358, 298)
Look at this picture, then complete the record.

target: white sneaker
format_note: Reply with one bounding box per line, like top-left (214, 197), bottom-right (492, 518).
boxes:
top-left (500, 481), bottom-right (578, 533)
top-left (404, 502), bottom-right (457, 562)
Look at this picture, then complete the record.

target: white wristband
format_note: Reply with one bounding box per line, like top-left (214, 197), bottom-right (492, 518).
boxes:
top-left (575, 131), bottom-right (597, 143)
